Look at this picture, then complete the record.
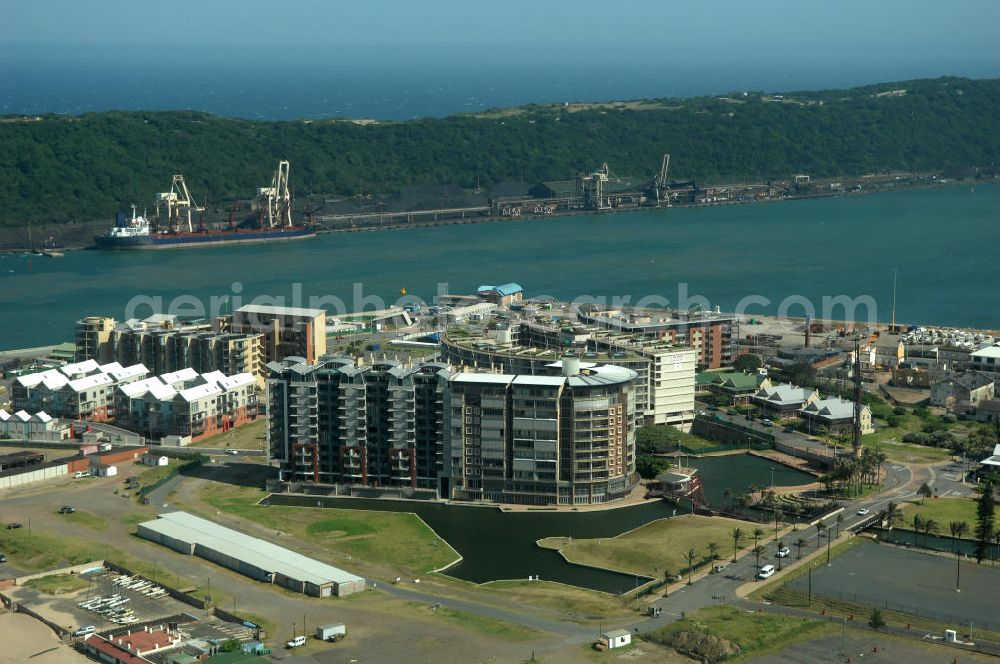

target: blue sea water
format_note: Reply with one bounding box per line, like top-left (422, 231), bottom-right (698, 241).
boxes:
top-left (4, 43), bottom-right (997, 121)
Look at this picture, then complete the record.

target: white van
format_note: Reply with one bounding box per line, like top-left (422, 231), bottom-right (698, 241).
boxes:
top-left (757, 564), bottom-right (776, 580)
top-left (286, 635), bottom-right (306, 649)
top-left (73, 625), bottom-right (96, 637)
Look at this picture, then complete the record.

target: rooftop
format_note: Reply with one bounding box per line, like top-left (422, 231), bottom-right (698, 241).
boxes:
top-left (235, 303), bottom-right (325, 319)
top-left (139, 511), bottom-right (365, 587)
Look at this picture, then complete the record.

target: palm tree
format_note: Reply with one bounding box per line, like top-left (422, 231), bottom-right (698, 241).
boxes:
top-left (835, 513), bottom-right (844, 539)
top-left (815, 521), bottom-right (826, 548)
top-left (949, 521), bottom-right (969, 591)
top-left (912, 513), bottom-right (924, 548)
top-left (684, 547), bottom-right (698, 585)
top-left (773, 508), bottom-right (784, 541)
top-left (752, 527), bottom-right (766, 550)
top-left (923, 518), bottom-right (939, 551)
top-left (752, 544), bottom-right (766, 570)
top-left (796, 537), bottom-right (807, 559)
top-left (731, 527), bottom-right (745, 561)
top-left (883, 501), bottom-right (902, 530)
top-left (707, 541), bottom-right (720, 561)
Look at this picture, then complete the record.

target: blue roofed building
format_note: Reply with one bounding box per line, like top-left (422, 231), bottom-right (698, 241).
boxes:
top-left (477, 283), bottom-right (524, 306)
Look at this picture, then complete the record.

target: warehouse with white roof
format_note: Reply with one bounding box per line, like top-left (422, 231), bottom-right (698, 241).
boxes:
top-left (137, 511), bottom-right (366, 597)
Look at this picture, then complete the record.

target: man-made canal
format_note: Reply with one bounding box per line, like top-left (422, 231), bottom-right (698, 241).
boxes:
top-left (265, 454), bottom-right (815, 593)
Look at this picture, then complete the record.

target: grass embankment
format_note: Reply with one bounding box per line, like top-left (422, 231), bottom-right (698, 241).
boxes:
top-left (23, 573), bottom-right (90, 595)
top-left (899, 497), bottom-right (979, 537)
top-left (483, 580), bottom-right (635, 622)
top-left (405, 601), bottom-right (541, 642)
top-left (538, 515), bottom-right (750, 579)
top-left (135, 462), bottom-right (176, 487)
top-left (193, 484), bottom-right (458, 575)
top-left (58, 510), bottom-right (108, 531)
top-left (645, 605), bottom-right (833, 661)
top-left (198, 418), bottom-right (268, 451)
top-left (0, 524), bottom-right (226, 607)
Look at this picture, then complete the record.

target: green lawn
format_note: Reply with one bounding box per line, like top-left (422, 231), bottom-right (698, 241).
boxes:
top-left (866, 435), bottom-right (952, 463)
top-left (136, 462), bottom-right (176, 487)
top-left (483, 580), bottom-right (635, 622)
top-left (405, 601), bottom-right (542, 641)
top-left (0, 527), bottom-right (106, 570)
top-left (58, 510), bottom-right (108, 531)
top-left (198, 418), bottom-right (268, 451)
top-left (23, 573), bottom-right (89, 595)
top-left (193, 484), bottom-right (459, 575)
top-left (899, 497), bottom-right (980, 536)
top-left (645, 605), bottom-right (833, 660)
top-left (538, 514), bottom-right (754, 579)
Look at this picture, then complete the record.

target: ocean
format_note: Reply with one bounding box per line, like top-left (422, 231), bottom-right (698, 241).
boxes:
top-left (2, 184), bottom-right (997, 351)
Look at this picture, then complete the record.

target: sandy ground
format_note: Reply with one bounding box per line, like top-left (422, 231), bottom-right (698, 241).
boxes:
top-left (0, 611), bottom-right (89, 663)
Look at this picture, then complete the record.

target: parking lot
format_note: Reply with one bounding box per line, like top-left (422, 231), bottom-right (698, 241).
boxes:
top-left (5, 567), bottom-right (202, 635)
top-left (788, 540), bottom-right (1000, 631)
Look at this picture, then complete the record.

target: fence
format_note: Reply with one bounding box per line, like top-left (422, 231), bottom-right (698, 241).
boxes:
top-left (138, 455), bottom-right (205, 501)
top-left (781, 583), bottom-right (1000, 634)
top-left (103, 561), bottom-right (207, 610)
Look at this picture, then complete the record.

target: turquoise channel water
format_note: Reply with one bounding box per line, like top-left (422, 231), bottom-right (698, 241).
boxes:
top-left (2, 184), bottom-right (997, 350)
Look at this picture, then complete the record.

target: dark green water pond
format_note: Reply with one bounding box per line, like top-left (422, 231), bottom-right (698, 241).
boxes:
top-left (264, 454), bottom-right (814, 593)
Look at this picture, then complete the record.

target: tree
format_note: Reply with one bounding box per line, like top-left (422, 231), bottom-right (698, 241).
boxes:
top-left (835, 512), bottom-right (844, 538)
top-left (918, 483), bottom-right (934, 504)
top-left (870, 608), bottom-right (886, 631)
top-left (817, 521), bottom-right (831, 564)
top-left (974, 481), bottom-right (996, 564)
top-left (796, 537), bottom-right (807, 559)
top-left (777, 540), bottom-right (786, 570)
top-left (752, 544), bottom-right (766, 570)
top-left (733, 354), bottom-right (762, 373)
top-left (923, 518), bottom-right (939, 550)
top-left (774, 508), bottom-right (784, 541)
top-left (752, 527), bottom-right (766, 550)
top-left (912, 513), bottom-right (924, 548)
top-left (707, 541), bottom-right (720, 561)
top-left (731, 527), bottom-right (745, 561)
top-left (684, 547), bottom-right (698, 585)
top-left (883, 501), bottom-right (902, 530)
top-left (950, 521), bottom-right (969, 591)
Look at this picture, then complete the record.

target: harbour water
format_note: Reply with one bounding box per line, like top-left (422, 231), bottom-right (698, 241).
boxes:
top-left (1, 184), bottom-right (997, 351)
top-left (264, 455), bottom-right (814, 592)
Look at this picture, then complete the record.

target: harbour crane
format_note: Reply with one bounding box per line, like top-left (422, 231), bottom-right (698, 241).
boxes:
top-left (256, 160), bottom-right (292, 228)
top-left (155, 175), bottom-right (203, 232)
top-left (654, 153), bottom-right (671, 206)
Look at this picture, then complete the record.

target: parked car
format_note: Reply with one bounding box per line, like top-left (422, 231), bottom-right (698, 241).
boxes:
top-left (776, 547), bottom-right (791, 558)
top-left (0, 553), bottom-right (7, 563)
top-left (707, 404), bottom-right (719, 411)
top-left (73, 626), bottom-right (96, 637)
top-left (6, 523), bottom-right (22, 530)
top-left (761, 418), bottom-right (774, 427)
top-left (712, 563), bottom-right (727, 573)
top-left (58, 506), bottom-right (76, 514)
top-left (225, 449), bottom-right (239, 455)
top-left (757, 564), bottom-right (776, 580)
top-left (783, 425), bottom-right (796, 433)
top-left (286, 635), bottom-right (306, 649)
top-left (74, 471), bottom-right (91, 479)
top-left (856, 507), bottom-right (870, 516)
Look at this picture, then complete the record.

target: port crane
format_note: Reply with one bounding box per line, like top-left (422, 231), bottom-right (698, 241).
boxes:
top-left (155, 175), bottom-right (203, 232)
top-left (256, 160), bottom-right (292, 228)
top-left (653, 153), bottom-right (671, 206)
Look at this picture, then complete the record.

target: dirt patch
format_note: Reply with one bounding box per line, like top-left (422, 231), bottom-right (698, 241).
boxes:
top-left (664, 631), bottom-right (741, 663)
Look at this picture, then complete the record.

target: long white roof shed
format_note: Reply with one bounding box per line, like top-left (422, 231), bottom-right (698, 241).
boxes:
top-left (138, 510), bottom-right (365, 596)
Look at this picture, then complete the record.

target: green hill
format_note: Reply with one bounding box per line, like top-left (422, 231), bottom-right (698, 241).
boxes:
top-left (1, 76), bottom-right (998, 227)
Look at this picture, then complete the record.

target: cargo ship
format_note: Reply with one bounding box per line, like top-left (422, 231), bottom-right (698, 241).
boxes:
top-left (94, 160), bottom-right (316, 250)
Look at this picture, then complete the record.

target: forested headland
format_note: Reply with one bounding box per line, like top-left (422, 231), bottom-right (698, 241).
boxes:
top-left (1, 76), bottom-right (998, 227)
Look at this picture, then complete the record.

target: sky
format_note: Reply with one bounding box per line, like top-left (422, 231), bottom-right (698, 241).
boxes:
top-left (2, 0), bottom-right (998, 119)
top-left (4, 0), bottom-right (999, 59)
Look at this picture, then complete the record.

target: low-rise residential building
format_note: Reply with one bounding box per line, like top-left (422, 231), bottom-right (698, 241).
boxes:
top-left (930, 371), bottom-right (996, 412)
top-left (973, 399), bottom-right (1000, 424)
top-left (752, 383), bottom-right (820, 418)
top-left (970, 345), bottom-right (1000, 378)
top-left (705, 372), bottom-right (772, 405)
top-left (12, 361), bottom-right (149, 422)
top-left (477, 282), bottom-right (524, 306)
top-left (115, 370), bottom-right (258, 443)
top-left (799, 397), bottom-right (873, 435)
